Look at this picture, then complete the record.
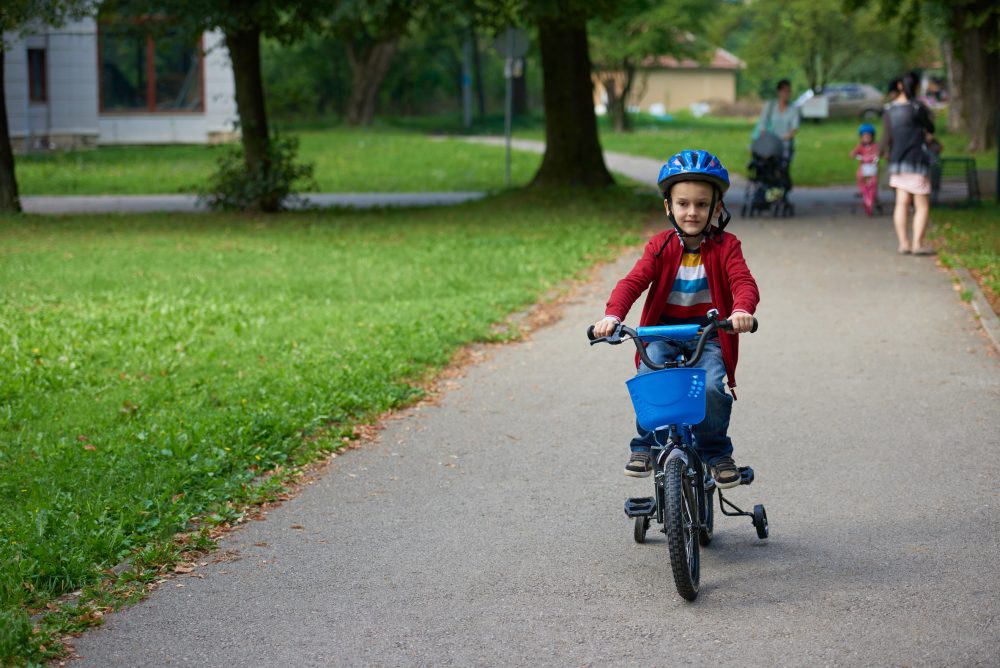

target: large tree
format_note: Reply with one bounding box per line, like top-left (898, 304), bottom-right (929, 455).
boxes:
top-left (589, 0), bottom-right (711, 133)
top-left (1, 0), bottom-right (93, 213)
top-left (524, 0), bottom-right (613, 188)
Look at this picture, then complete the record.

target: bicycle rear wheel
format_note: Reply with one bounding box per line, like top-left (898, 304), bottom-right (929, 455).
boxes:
top-left (663, 456), bottom-right (700, 600)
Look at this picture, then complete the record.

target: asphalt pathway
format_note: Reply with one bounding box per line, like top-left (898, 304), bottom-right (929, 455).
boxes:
top-left (68, 153), bottom-right (999, 666)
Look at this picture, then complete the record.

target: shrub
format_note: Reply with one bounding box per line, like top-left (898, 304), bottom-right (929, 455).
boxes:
top-left (199, 130), bottom-right (317, 212)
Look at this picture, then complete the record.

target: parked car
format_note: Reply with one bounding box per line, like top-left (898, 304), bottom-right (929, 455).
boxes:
top-left (794, 83), bottom-right (884, 120)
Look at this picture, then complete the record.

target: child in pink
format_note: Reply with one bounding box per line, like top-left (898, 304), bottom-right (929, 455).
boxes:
top-left (850, 123), bottom-right (880, 216)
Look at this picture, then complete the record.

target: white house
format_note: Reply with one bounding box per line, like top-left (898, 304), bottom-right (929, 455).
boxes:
top-left (3, 16), bottom-right (237, 150)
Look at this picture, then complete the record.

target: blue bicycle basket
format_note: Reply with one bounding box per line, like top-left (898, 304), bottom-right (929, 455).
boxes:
top-left (626, 367), bottom-right (707, 431)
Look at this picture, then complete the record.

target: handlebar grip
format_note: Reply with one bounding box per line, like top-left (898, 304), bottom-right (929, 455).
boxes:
top-left (587, 325), bottom-right (597, 341)
top-left (717, 317), bottom-right (758, 333)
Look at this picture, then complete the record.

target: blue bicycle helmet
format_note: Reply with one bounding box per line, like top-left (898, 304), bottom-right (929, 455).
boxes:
top-left (657, 150), bottom-right (732, 238)
top-left (858, 123), bottom-right (876, 137)
top-left (657, 149), bottom-right (730, 197)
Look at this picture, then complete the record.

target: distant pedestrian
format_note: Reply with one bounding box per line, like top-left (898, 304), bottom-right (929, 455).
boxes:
top-left (882, 72), bottom-right (935, 255)
top-left (753, 79), bottom-right (800, 186)
top-left (851, 123), bottom-right (880, 216)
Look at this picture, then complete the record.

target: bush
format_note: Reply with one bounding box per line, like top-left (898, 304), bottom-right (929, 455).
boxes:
top-left (199, 131), bottom-right (317, 212)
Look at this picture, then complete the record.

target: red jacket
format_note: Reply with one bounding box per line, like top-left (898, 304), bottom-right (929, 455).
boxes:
top-left (605, 227), bottom-right (760, 390)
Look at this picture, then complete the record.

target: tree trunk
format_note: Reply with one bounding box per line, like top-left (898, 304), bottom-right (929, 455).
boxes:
top-left (600, 74), bottom-right (625, 133)
top-left (0, 48), bottom-right (22, 213)
top-left (225, 25), bottom-right (278, 212)
top-left (471, 28), bottom-right (486, 119)
top-left (345, 39), bottom-right (397, 126)
top-left (941, 37), bottom-right (965, 134)
top-left (956, 17), bottom-right (999, 151)
top-left (530, 18), bottom-right (613, 189)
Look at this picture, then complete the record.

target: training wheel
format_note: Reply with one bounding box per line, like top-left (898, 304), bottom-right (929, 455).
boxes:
top-left (634, 516), bottom-right (650, 544)
top-left (752, 504), bottom-right (769, 540)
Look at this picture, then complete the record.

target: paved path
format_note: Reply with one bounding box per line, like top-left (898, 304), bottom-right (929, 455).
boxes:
top-left (19, 192), bottom-right (487, 214)
top-left (68, 167), bottom-right (1000, 664)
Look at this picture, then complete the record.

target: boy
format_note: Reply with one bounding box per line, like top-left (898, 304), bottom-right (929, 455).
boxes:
top-left (592, 150), bottom-right (759, 488)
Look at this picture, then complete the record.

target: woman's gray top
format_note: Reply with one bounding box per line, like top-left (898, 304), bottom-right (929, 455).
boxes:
top-left (883, 101), bottom-right (935, 176)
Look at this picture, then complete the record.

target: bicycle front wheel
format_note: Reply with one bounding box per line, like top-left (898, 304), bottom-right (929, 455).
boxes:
top-left (664, 456), bottom-right (700, 600)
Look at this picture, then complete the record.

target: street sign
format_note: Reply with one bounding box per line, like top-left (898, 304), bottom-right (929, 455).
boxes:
top-left (494, 28), bottom-right (528, 59)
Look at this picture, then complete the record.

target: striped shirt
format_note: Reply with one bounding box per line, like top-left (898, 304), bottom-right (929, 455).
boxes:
top-left (659, 249), bottom-right (714, 326)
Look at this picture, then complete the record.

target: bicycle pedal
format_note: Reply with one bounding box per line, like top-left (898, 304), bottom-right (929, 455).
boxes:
top-left (739, 466), bottom-right (755, 485)
top-left (624, 496), bottom-right (656, 517)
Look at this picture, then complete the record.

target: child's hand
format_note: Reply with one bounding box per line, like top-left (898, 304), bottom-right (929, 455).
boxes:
top-left (593, 316), bottom-right (620, 338)
top-left (729, 311), bottom-right (755, 333)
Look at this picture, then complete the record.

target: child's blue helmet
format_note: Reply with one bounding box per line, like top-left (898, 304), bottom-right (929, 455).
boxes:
top-left (657, 149), bottom-right (730, 198)
top-left (657, 150), bottom-right (732, 239)
top-left (858, 123), bottom-right (876, 137)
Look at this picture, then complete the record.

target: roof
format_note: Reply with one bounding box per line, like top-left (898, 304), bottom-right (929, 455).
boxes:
top-left (642, 48), bottom-right (745, 71)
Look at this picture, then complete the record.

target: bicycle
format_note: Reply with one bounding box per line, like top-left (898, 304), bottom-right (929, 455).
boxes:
top-left (587, 309), bottom-right (768, 601)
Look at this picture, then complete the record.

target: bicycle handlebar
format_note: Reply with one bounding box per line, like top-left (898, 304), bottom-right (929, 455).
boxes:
top-left (587, 310), bottom-right (757, 370)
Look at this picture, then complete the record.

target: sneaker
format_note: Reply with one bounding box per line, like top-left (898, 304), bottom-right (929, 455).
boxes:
top-left (711, 456), bottom-right (741, 489)
top-left (624, 451), bottom-right (652, 478)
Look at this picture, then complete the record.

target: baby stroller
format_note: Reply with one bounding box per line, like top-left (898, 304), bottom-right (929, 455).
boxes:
top-left (741, 131), bottom-right (794, 217)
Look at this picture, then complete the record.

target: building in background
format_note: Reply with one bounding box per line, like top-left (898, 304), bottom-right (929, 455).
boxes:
top-left (594, 48), bottom-right (744, 115)
top-left (3, 16), bottom-right (237, 150)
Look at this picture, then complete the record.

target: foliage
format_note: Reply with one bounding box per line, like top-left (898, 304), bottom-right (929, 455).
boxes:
top-left (0, 0), bottom-right (93, 36)
top-left (261, 36), bottom-right (352, 119)
top-left (713, 0), bottom-right (936, 98)
top-left (0, 187), bottom-right (648, 664)
top-left (198, 130), bottom-right (316, 212)
top-left (100, 0), bottom-right (322, 42)
top-left (588, 0), bottom-right (713, 132)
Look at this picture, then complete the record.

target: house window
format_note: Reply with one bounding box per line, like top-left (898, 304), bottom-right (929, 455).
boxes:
top-left (27, 49), bottom-right (47, 103)
top-left (99, 23), bottom-right (203, 113)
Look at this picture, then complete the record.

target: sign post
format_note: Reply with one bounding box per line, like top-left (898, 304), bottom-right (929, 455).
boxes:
top-left (494, 28), bottom-right (528, 186)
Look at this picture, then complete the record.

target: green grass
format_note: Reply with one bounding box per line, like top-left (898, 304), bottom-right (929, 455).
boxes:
top-left (15, 127), bottom-right (542, 196)
top-left (0, 188), bottom-right (648, 664)
top-left (931, 202), bottom-right (1000, 310)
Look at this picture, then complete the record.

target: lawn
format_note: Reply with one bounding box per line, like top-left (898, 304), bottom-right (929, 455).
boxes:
top-left (0, 188), bottom-right (648, 664)
top-left (931, 202), bottom-right (1000, 314)
top-left (14, 128), bottom-right (543, 196)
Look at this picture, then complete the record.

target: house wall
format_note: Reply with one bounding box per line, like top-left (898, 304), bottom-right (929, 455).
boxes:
top-left (630, 69), bottom-right (736, 112)
top-left (3, 18), bottom-right (100, 150)
top-left (3, 22), bottom-right (236, 149)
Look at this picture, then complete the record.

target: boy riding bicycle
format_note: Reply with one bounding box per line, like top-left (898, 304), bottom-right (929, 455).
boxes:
top-left (592, 150), bottom-right (760, 489)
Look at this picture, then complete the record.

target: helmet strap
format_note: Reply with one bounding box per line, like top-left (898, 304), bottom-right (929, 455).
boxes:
top-left (716, 200), bottom-right (732, 234)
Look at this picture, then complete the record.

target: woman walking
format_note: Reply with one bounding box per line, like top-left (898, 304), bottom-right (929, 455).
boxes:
top-left (882, 72), bottom-right (936, 255)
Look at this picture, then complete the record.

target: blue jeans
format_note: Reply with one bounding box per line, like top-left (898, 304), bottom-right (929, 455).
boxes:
top-left (629, 338), bottom-right (734, 465)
